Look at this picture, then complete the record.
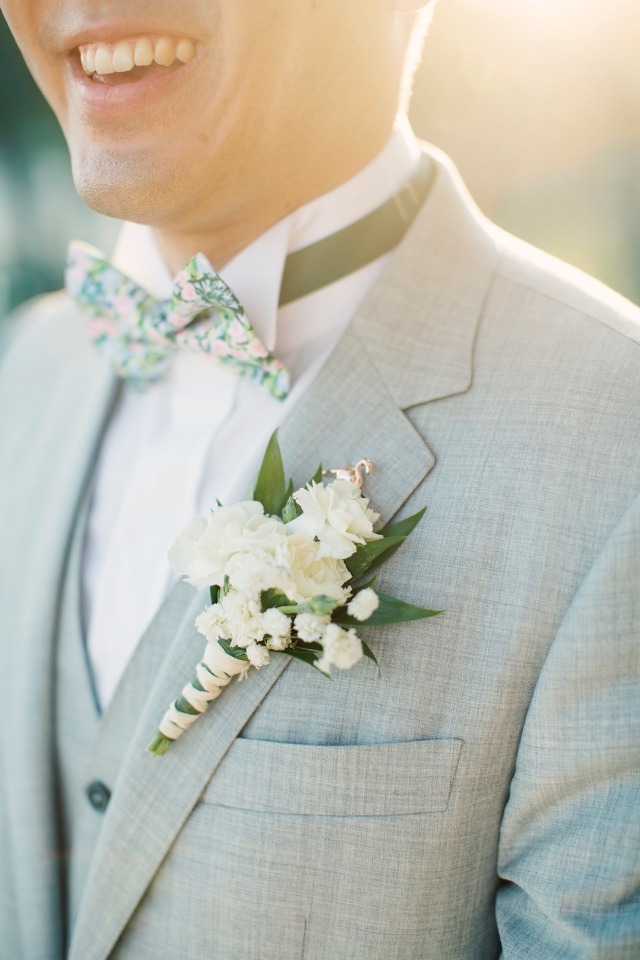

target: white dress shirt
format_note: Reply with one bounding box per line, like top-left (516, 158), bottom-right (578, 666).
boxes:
top-left (84, 119), bottom-right (421, 709)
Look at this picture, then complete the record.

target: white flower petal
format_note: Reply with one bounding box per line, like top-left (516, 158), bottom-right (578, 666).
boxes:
top-left (246, 642), bottom-right (270, 668)
top-left (291, 480), bottom-right (381, 560)
top-left (319, 623), bottom-right (363, 671)
top-left (169, 501), bottom-right (292, 591)
top-left (347, 588), bottom-right (380, 622)
top-left (294, 612), bottom-right (330, 642)
top-left (167, 514), bottom-right (207, 574)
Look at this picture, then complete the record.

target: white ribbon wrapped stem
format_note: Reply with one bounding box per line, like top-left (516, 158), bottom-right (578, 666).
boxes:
top-left (158, 640), bottom-right (250, 740)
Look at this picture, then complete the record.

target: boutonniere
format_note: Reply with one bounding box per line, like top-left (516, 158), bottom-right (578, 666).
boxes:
top-left (147, 432), bottom-right (441, 756)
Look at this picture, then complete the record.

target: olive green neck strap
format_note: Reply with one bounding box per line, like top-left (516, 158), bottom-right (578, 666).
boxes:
top-left (278, 153), bottom-right (434, 308)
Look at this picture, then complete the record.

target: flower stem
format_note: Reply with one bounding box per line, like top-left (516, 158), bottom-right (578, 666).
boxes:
top-left (147, 732), bottom-right (173, 756)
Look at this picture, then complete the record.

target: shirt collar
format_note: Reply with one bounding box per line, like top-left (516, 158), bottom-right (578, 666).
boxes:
top-left (111, 118), bottom-right (421, 354)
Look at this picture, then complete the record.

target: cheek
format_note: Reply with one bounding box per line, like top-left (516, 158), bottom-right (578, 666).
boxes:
top-left (28, 62), bottom-right (67, 124)
top-left (2, 3), bottom-right (68, 123)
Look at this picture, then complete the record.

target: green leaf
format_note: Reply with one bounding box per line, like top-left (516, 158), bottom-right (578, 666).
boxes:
top-left (253, 429), bottom-right (286, 516)
top-left (282, 645), bottom-right (332, 678)
top-left (217, 638), bottom-right (249, 661)
top-left (350, 574), bottom-right (378, 592)
top-left (173, 694), bottom-right (200, 716)
top-left (261, 588), bottom-right (292, 610)
top-left (361, 639), bottom-right (381, 676)
top-left (345, 536), bottom-right (405, 580)
top-left (276, 478), bottom-right (295, 518)
top-left (379, 506), bottom-right (427, 540)
top-left (333, 593), bottom-right (442, 626)
top-left (309, 464), bottom-right (323, 485)
top-left (281, 496), bottom-right (301, 524)
top-left (358, 507), bottom-right (429, 574)
top-left (209, 584), bottom-right (219, 605)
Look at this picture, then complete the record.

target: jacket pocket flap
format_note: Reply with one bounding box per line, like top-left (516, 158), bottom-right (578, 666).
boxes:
top-left (201, 738), bottom-right (463, 816)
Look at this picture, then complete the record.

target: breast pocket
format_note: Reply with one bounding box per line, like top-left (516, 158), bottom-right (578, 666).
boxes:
top-left (201, 737), bottom-right (463, 816)
top-left (136, 738), bottom-right (465, 959)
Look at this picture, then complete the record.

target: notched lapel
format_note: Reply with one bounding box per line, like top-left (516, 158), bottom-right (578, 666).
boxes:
top-left (352, 146), bottom-right (499, 409)
top-left (280, 325), bottom-right (435, 527)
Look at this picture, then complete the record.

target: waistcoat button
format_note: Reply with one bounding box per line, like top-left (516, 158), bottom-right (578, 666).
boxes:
top-left (86, 780), bottom-right (111, 812)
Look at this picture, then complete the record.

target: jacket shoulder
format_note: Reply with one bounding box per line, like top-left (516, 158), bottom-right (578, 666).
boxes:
top-left (490, 224), bottom-right (640, 349)
top-left (1, 290), bottom-right (87, 370)
top-left (4, 288), bottom-right (79, 334)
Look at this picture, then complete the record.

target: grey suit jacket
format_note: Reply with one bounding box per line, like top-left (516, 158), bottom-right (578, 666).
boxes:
top-left (1, 146), bottom-right (639, 960)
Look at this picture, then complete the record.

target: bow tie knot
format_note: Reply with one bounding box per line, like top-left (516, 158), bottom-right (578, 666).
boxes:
top-left (65, 242), bottom-right (290, 399)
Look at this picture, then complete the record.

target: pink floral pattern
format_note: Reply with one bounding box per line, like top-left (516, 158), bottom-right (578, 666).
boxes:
top-left (65, 242), bottom-right (290, 399)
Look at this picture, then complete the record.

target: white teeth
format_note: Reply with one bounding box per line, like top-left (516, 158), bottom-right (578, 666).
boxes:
top-left (79, 35), bottom-right (195, 77)
top-left (154, 37), bottom-right (175, 67)
top-left (176, 39), bottom-right (195, 64)
top-left (134, 38), bottom-right (154, 67)
top-left (84, 45), bottom-right (96, 74)
top-left (94, 44), bottom-right (114, 75)
top-left (112, 42), bottom-right (134, 73)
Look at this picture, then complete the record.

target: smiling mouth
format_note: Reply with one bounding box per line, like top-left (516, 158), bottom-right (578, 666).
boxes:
top-left (77, 35), bottom-right (196, 84)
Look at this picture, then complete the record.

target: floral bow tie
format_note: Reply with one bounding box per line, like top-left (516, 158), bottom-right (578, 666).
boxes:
top-left (65, 241), bottom-right (290, 399)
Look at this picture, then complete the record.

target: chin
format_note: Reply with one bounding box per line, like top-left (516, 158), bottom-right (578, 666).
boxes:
top-left (70, 145), bottom-right (184, 226)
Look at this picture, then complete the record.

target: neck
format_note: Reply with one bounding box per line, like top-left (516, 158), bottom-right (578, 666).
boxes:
top-left (153, 209), bottom-right (285, 276)
top-left (151, 124), bottom-right (399, 276)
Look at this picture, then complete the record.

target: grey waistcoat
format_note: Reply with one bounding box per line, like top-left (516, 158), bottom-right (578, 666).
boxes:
top-left (55, 502), bottom-right (102, 938)
top-left (55, 502), bottom-right (187, 949)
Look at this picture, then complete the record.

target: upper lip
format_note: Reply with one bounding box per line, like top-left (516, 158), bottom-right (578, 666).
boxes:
top-left (58, 20), bottom-right (200, 54)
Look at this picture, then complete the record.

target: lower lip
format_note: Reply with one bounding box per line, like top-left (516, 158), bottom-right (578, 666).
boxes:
top-left (67, 54), bottom-right (196, 115)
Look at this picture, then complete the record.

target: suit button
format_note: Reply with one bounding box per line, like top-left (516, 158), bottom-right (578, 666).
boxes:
top-left (86, 780), bottom-right (111, 812)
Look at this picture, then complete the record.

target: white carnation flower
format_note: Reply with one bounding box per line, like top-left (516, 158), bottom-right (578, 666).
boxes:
top-left (167, 501), bottom-right (289, 589)
top-left (294, 612), bottom-right (331, 642)
top-left (284, 532), bottom-right (351, 604)
top-left (347, 588), bottom-right (379, 622)
top-left (290, 480), bottom-right (381, 560)
top-left (194, 603), bottom-right (228, 642)
top-left (167, 514), bottom-right (208, 579)
top-left (316, 623), bottom-right (363, 674)
top-left (262, 608), bottom-right (292, 651)
top-left (226, 549), bottom-right (296, 600)
top-left (246, 642), bottom-right (270, 668)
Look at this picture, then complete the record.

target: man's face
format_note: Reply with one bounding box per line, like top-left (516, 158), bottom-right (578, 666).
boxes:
top-left (1, 1), bottom-right (404, 235)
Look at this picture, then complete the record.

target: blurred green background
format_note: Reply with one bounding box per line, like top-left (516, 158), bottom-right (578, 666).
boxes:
top-left (1, 0), bottom-right (639, 317)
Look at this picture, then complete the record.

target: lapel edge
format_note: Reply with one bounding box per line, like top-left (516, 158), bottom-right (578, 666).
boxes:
top-left (351, 144), bottom-right (499, 410)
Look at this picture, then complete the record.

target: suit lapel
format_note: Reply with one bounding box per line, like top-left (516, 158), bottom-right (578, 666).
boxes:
top-left (0, 303), bottom-right (117, 960)
top-left (279, 325), bottom-right (435, 523)
top-left (70, 146), bottom-right (499, 960)
top-left (351, 143), bottom-right (499, 409)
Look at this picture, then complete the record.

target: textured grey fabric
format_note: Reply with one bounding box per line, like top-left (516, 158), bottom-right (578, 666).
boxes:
top-left (56, 498), bottom-right (101, 936)
top-left (56, 505), bottom-right (216, 945)
top-left (1, 145), bottom-right (639, 960)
